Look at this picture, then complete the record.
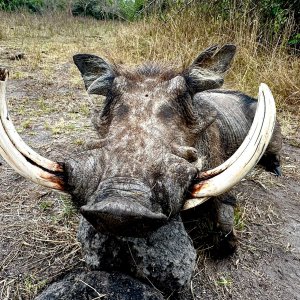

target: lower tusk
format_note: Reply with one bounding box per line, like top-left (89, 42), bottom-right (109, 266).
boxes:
top-left (0, 119), bottom-right (64, 189)
top-left (182, 196), bottom-right (210, 210)
top-left (0, 67), bottom-right (65, 190)
top-left (183, 83), bottom-right (276, 210)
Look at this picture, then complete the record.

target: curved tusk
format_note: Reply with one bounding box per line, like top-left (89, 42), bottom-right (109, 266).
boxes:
top-left (0, 70), bottom-right (62, 172)
top-left (0, 67), bottom-right (65, 190)
top-left (183, 83), bottom-right (276, 210)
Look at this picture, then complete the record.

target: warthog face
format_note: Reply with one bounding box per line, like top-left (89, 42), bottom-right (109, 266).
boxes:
top-left (0, 44), bottom-right (277, 237)
top-left (72, 68), bottom-right (202, 235)
top-left (69, 45), bottom-right (236, 235)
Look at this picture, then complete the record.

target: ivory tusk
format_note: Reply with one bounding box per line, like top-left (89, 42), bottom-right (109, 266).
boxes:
top-left (0, 67), bottom-right (64, 190)
top-left (0, 70), bottom-right (62, 172)
top-left (183, 83), bottom-right (276, 210)
top-left (197, 91), bottom-right (264, 180)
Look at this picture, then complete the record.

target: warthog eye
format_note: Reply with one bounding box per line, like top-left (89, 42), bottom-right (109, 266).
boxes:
top-left (157, 104), bottom-right (176, 120)
top-left (115, 103), bottom-right (130, 120)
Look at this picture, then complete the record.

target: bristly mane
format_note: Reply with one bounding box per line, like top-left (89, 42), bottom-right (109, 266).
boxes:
top-left (114, 63), bottom-right (181, 82)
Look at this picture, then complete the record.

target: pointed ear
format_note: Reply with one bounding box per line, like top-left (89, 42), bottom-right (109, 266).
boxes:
top-left (184, 44), bottom-right (236, 93)
top-left (73, 54), bottom-right (115, 95)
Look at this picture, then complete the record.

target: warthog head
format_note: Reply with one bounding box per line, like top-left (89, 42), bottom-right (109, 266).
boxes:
top-left (0, 45), bottom-right (276, 236)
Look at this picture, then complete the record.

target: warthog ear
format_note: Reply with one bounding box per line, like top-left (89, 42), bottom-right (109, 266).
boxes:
top-left (184, 44), bottom-right (236, 93)
top-left (73, 54), bottom-right (115, 95)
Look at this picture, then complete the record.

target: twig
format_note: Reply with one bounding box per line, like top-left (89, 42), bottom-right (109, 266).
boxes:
top-left (78, 279), bottom-right (106, 299)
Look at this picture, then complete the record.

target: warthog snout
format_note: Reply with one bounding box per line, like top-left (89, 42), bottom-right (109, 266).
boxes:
top-left (80, 178), bottom-right (168, 236)
top-left (79, 154), bottom-right (199, 236)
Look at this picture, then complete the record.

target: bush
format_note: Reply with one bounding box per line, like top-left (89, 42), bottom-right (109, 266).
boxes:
top-left (0, 0), bottom-right (67, 12)
top-left (71, 0), bottom-right (147, 20)
top-left (0, 0), bottom-right (44, 12)
top-left (118, 0), bottom-right (145, 21)
top-left (190, 0), bottom-right (299, 50)
top-left (71, 0), bottom-right (121, 20)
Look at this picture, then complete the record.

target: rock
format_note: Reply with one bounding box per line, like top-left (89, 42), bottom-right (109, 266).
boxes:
top-left (35, 270), bottom-right (164, 300)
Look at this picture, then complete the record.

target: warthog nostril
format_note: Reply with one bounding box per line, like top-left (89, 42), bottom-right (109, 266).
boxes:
top-left (80, 197), bottom-right (168, 237)
top-left (172, 145), bottom-right (198, 162)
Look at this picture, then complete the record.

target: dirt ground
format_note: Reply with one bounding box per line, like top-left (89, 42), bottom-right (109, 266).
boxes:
top-left (192, 142), bottom-right (300, 299)
top-left (0, 15), bottom-right (300, 300)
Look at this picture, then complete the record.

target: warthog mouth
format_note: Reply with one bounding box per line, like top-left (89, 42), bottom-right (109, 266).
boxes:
top-left (81, 198), bottom-right (168, 236)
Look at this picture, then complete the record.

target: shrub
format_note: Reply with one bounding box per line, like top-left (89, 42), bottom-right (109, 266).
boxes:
top-left (71, 0), bottom-right (110, 19)
top-left (0, 0), bottom-right (44, 12)
top-left (71, 0), bottom-right (147, 20)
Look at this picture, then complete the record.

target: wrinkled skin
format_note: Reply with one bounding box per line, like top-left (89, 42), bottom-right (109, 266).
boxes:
top-left (194, 90), bottom-right (282, 174)
top-left (77, 215), bottom-right (196, 297)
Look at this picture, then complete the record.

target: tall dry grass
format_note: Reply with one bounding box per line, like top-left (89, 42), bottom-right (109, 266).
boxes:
top-left (0, 6), bottom-right (299, 109)
top-left (108, 6), bottom-right (299, 111)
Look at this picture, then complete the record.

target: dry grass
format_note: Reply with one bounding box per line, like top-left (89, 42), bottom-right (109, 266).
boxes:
top-left (0, 175), bottom-right (81, 299)
top-left (0, 7), bottom-right (299, 108)
top-left (0, 7), bottom-right (299, 300)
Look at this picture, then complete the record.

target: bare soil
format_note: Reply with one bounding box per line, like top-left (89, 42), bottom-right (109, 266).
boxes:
top-left (1, 33), bottom-right (300, 300)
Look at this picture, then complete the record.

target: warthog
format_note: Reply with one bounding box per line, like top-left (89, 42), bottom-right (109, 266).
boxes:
top-left (0, 44), bottom-right (281, 299)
